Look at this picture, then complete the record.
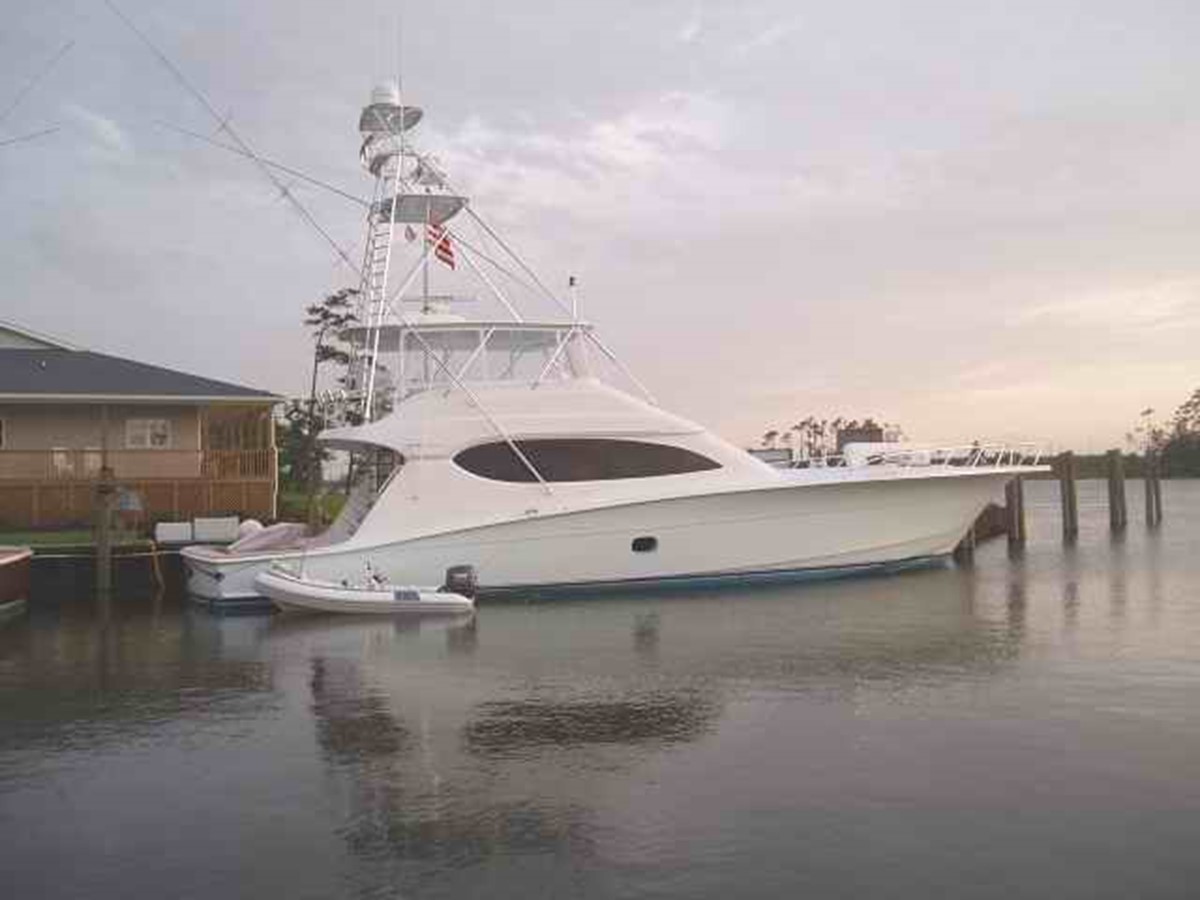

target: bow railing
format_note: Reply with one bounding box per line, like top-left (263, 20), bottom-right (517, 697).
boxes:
top-left (788, 442), bottom-right (1048, 470)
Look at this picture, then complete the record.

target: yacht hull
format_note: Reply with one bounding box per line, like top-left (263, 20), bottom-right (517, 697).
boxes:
top-left (184, 469), bottom-right (1014, 601)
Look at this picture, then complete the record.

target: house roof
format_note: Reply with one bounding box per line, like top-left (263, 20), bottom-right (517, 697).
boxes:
top-left (0, 349), bottom-right (281, 404)
top-left (0, 319), bottom-right (80, 351)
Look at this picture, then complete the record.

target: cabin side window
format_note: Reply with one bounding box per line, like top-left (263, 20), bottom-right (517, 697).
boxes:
top-left (453, 438), bottom-right (721, 483)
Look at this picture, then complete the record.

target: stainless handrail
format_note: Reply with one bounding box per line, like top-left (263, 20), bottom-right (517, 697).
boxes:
top-left (787, 442), bottom-right (1048, 470)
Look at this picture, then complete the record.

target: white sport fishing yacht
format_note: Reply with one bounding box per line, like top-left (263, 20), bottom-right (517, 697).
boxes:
top-left (183, 84), bottom-right (1045, 601)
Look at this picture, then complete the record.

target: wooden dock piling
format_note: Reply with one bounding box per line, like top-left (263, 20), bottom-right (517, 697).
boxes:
top-left (1004, 476), bottom-right (1026, 546)
top-left (1057, 451), bottom-right (1079, 541)
top-left (95, 467), bottom-right (115, 595)
top-left (1144, 453), bottom-right (1154, 525)
top-left (1153, 463), bottom-right (1163, 526)
top-left (1106, 449), bottom-right (1127, 532)
top-left (1144, 451), bottom-right (1163, 527)
top-left (953, 523), bottom-right (976, 565)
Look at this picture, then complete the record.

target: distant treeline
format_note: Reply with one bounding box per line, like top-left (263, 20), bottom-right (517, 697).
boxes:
top-left (1123, 387), bottom-right (1200, 478)
top-left (1159, 440), bottom-right (1200, 477)
top-left (1027, 452), bottom-right (1183, 480)
top-left (1030, 387), bottom-right (1200, 479)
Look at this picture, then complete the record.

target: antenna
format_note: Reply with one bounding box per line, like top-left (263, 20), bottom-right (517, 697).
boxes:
top-left (156, 121), bottom-right (369, 208)
top-left (103, 0), bottom-right (359, 275)
top-left (0, 39), bottom-right (73, 150)
top-left (396, 6), bottom-right (405, 92)
top-left (0, 39), bottom-right (74, 129)
top-left (0, 126), bottom-right (60, 148)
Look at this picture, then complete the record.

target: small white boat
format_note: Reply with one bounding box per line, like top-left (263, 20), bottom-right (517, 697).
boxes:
top-left (255, 565), bottom-right (475, 616)
top-left (0, 546), bottom-right (33, 616)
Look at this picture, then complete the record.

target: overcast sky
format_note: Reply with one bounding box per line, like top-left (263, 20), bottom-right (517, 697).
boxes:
top-left (3, 0), bottom-right (1198, 451)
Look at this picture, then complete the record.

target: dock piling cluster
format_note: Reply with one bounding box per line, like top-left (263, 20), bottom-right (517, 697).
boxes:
top-left (959, 447), bottom-right (1165, 563)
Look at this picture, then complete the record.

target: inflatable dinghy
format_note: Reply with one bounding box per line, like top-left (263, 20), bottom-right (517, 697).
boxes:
top-left (255, 564), bottom-right (476, 616)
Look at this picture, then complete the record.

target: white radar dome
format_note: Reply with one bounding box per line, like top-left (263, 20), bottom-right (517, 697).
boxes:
top-left (370, 81), bottom-right (401, 106)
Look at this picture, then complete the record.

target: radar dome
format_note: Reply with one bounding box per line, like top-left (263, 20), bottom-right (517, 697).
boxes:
top-left (370, 81), bottom-right (400, 106)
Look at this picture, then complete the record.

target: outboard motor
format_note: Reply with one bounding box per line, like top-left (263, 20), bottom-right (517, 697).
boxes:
top-left (441, 565), bottom-right (478, 599)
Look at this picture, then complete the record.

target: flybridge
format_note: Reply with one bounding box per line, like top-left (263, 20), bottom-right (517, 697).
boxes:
top-left (336, 81), bottom-right (647, 424)
top-left (342, 316), bottom-right (598, 400)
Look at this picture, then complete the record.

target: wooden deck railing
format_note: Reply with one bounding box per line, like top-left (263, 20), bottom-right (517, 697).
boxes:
top-left (0, 449), bottom-right (276, 481)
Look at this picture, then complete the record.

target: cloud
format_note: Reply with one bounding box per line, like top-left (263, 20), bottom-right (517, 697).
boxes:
top-left (428, 91), bottom-right (730, 225)
top-left (1010, 278), bottom-right (1200, 332)
top-left (729, 19), bottom-right (801, 60)
top-left (7, 0), bottom-right (1200, 450)
top-left (61, 104), bottom-right (133, 157)
top-left (676, 17), bottom-right (702, 45)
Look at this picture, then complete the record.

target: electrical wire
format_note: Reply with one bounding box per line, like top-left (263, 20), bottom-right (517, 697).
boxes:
top-left (103, 1), bottom-right (359, 275)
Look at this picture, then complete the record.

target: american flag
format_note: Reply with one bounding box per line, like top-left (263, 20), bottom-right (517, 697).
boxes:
top-left (428, 223), bottom-right (455, 269)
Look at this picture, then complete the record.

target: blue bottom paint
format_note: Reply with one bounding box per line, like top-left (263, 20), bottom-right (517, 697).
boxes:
top-left (187, 593), bottom-right (274, 616)
top-left (480, 554), bottom-right (951, 601)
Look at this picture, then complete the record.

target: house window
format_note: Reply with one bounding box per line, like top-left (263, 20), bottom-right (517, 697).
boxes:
top-left (126, 418), bottom-right (172, 449)
top-left (51, 447), bottom-right (73, 478)
top-left (453, 438), bottom-right (721, 483)
top-left (82, 448), bottom-right (102, 477)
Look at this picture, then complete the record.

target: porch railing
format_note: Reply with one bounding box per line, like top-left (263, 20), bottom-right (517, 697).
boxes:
top-left (0, 449), bottom-right (276, 481)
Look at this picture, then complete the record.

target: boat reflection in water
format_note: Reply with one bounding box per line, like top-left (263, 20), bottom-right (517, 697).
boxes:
top-left (285, 565), bottom-right (1023, 885)
top-left (0, 595), bottom-right (277, 763)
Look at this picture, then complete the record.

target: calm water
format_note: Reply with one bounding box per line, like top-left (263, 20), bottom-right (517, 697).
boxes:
top-left (3, 480), bottom-right (1200, 898)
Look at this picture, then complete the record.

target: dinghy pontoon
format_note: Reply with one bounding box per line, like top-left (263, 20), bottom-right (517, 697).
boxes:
top-left (255, 563), bottom-right (476, 616)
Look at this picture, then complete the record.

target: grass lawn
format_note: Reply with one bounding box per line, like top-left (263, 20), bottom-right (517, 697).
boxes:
top-left (0, 528), bottom-right (179, 551)
top-left (0, 528), bottom-right (164, 550)
top-left (0, 529), bottom-right (95, 549)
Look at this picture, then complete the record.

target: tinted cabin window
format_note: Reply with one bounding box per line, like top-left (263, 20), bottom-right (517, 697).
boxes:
top-left (454, 439), bottom-right (721, 483)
